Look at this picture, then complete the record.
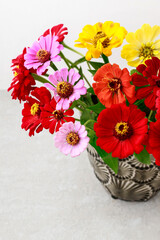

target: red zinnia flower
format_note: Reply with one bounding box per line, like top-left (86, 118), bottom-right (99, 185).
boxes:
top-left (41, 24), bottom-right (68, 42)
top-left (132, 57), bottom-right (160, 110)
top-left (41, 98), bottom-right (75, 134)
top-left (94, 103), bottom-right (148, 159)
top-left (21, 87), bottom-right (51, 136)
top-left (156, 89), bottom-right (160, 120)
top-left (147, 120), bottom-right (160, 166)
top-left (8, 48), bottom-right (36, 102)
top-left (93, 63), bottom-right (135, 108)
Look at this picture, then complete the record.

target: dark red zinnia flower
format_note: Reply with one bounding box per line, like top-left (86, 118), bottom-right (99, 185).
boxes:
top-left (132, 57), bottom-right (160, 110)
top-left (94, 103), bottom-right (148, 159)
top-left (156, 89), bottom-right (160, 120)
top-left (41, 24), bottom-right (68, 42)
top-left (21, 87), bottom-right (51, 136)
top-left (147, 119), bottom-right (160, 166)
top-left (8, 48), bottom-right (36, 102)
top-left (41, 98), bottom-right (75, 134)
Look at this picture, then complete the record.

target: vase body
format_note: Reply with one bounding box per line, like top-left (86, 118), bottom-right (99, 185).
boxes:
top-left (87, 144), bottom-right (160, 201)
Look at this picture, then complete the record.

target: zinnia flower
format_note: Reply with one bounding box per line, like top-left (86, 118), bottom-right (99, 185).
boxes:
top-left (156, 90), bottom-right (160, 120)
top-left (21, 87), bottom-right (51, 136)
top-left (75, 21), bottom-right (127, 60)
top-left (8, 48), bottom-right (36, 102)
top-left (121, 24), bottom-right (160, 67)
top-left (92, 63), bottom-right (135, 108)
top-left (147, 120), bottom-right (160, 166)
top-left (41, 24), bottom-right (68, 42)
top-left (94, 103), bottom-right (148, 159)
top-left (24, 35), bottom-right (63, 75)
top-left (54, 122), bottom-right (89, 157)
top-left (41, 97), bottom-right (75, 134)
top-left (132, 57), bottom-right (160, 110)
top-left (45, 68), bottom-right (87, 110)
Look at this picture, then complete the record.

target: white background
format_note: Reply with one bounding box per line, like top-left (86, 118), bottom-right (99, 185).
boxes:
top-left (1, 0), bottom-right (160, 90)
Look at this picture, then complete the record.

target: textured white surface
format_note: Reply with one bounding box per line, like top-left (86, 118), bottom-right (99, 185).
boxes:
top-left (1, 90), bottom-right (160, 240)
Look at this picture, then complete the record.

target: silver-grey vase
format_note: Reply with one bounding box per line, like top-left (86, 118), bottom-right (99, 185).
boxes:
top-left (87, 144), bottom-right (160, 201)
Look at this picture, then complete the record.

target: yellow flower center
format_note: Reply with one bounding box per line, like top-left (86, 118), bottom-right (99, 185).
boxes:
top-left (107, 78), bottom-right (121, 92)
top-left (115, 122), bottom-right (129, 135)
top-left (93, 31), bottom-right (107, 47)
top-left (114, 121), bottom-right (133, 140)
top-left (57, 81), bottom-right (73, 98)
top-left (66, 132), bottom-right (80, 145)
top-left (30, 103), bottom-right (40, 116)
top-left (139, 43), bottom-right (154, 59)
top-left (37, 49), bottom-right (50, 63)
top-left (53, 110), bottom-right (64, 120)
top-left (14, 71), bottom-right (18, 77)
top-left (13, 65), bottom-right (19, 77)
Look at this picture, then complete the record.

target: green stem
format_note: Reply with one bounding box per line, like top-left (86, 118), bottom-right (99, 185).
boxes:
top-left (87, 61), bottom-right (91, 70)
top-left (76, 99), bottom-right (87, 108)
top-left (31, 73), bottom-right (50, 84)
top-left (74, 118), bottom-right (80, 121)
top-left (59, 52), bottom-right (70, 69)
top-left (85, 126), bottom-right (92, 131)
top-left (67, 59), bottom-right (91, 87)
top-left (84, 119), bottom-right (96, 127)
top-left (148, 110), bottom-right (153, 121)
top-left (75, 106), bottom-right (83, 112)
top-left (62, 42), bottom-right (84, 57)
top-left (50, 62), bottom-right (58, 71)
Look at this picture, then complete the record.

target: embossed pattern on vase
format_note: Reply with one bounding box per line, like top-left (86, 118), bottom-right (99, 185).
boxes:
top-left (87, 145), bottom-right (160, 201)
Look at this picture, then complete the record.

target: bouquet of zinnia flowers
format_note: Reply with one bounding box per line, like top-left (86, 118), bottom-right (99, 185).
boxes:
top-left (8, 22), bottom-right (160, 173)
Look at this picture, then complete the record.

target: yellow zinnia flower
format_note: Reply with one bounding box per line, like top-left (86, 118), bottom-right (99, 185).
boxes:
top-left (75, 21), bottom-right (127, 61)
top-left (121, 24), bottom-right (160, 67)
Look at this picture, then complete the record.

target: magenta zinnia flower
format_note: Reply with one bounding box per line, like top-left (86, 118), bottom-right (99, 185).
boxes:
top-left (24, 35), bottom-right (63, 75)
top-left (45, 68), bottom-right (87, 110)
top-left (54, 122), bottom-right (89, 157)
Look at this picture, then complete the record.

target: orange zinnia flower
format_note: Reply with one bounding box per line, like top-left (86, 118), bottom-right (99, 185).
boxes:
top-left (93, 63), bottom-right (135, 108)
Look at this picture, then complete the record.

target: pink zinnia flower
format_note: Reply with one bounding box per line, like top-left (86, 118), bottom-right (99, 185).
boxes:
top-left (24, 35), bottom-right (63, 75)
top-left (54, 122), bottom-right (89, 157)
top-left (45, 68), bottom-right (87, 110)
top-left (156, 90), bottom-right (160, 120)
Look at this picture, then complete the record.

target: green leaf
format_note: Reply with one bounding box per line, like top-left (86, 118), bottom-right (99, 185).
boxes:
top-left (130, 69), bottom-right (142, 76)
top-left (69, 100), bottom-right (78, 109)
top-left (134, 147), bottom-right (151, 164)
top-left (80, 109), bottom-right (97, 125)
top-left (84, 119), bottom-right (96, 129)
top-left (80, 93), bottom-right (93, 106)
top-left (134, 99), bottom-right (150, 115)
top-left (88, 69), bottom-right (97, 76)
top-left (89, 61), bottom-right (104, 70)
top-left (78, 66), bottom-right (83, 77)
top-left (101, 54), bottom-right (109, 64)
top-left (88, 131), bottom-right (118, 173)
top-left (98, 149), bottom-right (119, 174)
top-left (87, 87), bottom-right (95, 95)
top-left (71, 57), bottom-right (86, 67)
top-left (87, 102), bottom-right (106, 114)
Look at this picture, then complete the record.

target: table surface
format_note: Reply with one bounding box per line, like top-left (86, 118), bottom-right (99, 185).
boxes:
top-left (0, 90), bottom-right (160, 240)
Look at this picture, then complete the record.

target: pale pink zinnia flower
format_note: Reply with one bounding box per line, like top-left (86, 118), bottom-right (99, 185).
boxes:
top-left (24, 35), bottom-right (63, 75)
top-left (45, 68), bottom-right (87, 110)
top-left (54, 122), bottom-right (89, 157)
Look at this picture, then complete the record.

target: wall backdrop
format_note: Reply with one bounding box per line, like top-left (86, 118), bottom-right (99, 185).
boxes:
top-left (1, 0), bottom-right (160, 90)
